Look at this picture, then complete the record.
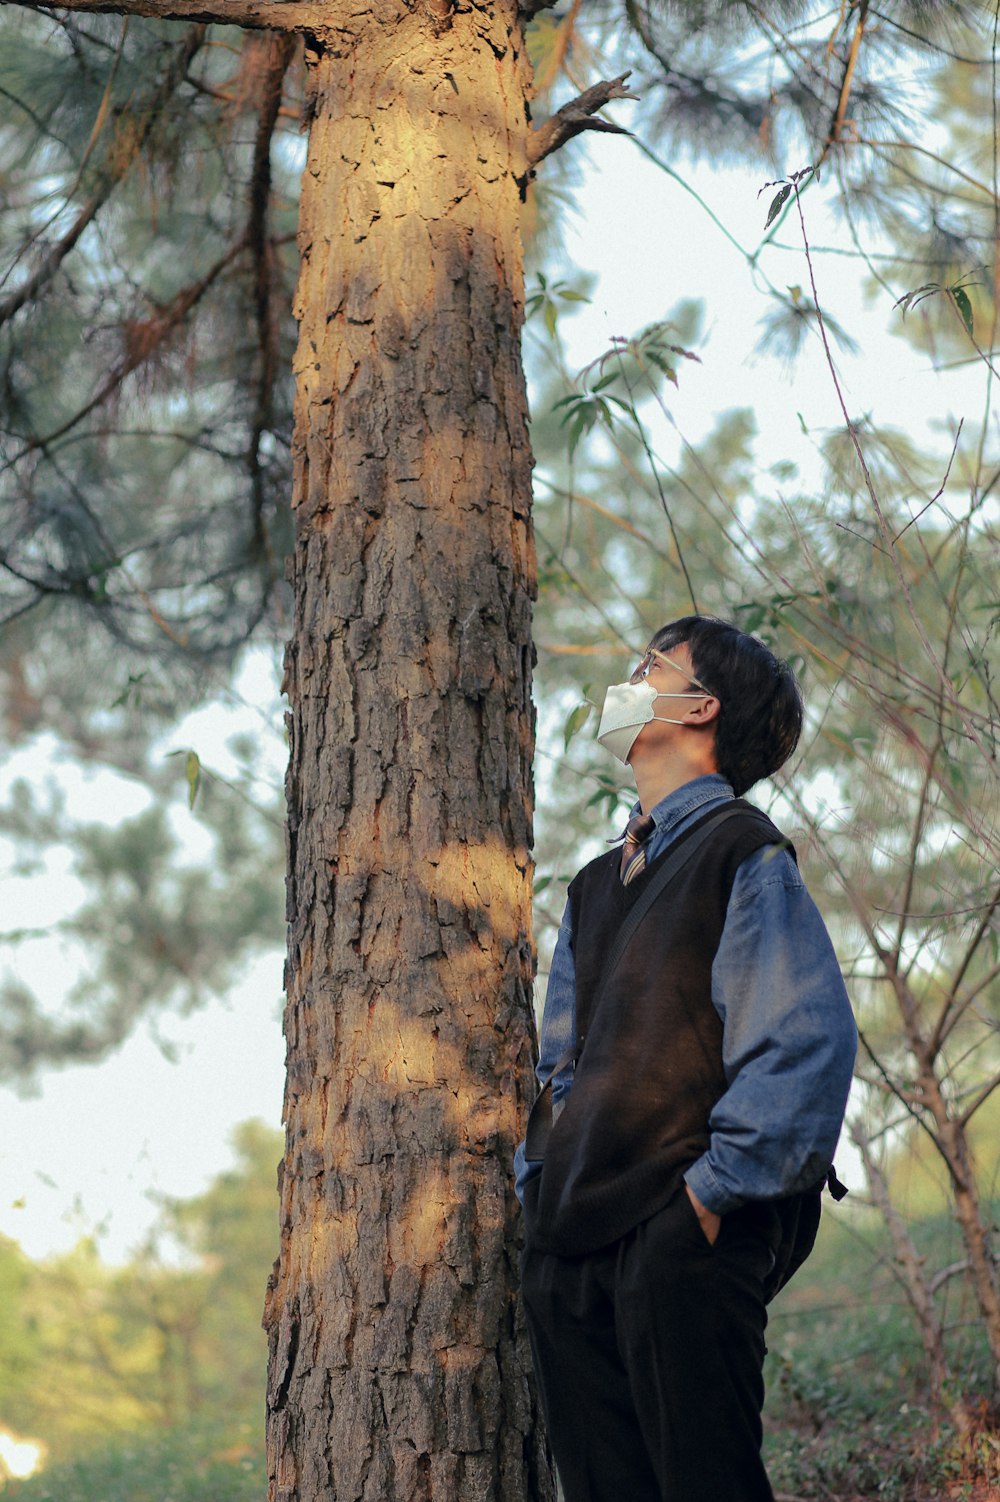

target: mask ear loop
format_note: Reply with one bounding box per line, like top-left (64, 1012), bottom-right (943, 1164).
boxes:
top-left (645, 694), bottom-right (700, 728)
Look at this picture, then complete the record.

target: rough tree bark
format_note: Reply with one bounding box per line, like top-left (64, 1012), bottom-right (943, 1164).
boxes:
top-left (9, 0), bottom-right (600, 1487)
top-left (261, 4), bottom-right (552, 1498)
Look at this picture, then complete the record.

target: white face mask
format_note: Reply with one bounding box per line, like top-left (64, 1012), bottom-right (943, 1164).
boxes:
top-left (596, 678), bottom-right (709, 764)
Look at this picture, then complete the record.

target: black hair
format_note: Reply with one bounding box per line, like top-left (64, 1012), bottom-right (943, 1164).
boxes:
top-left (649, 615), bottom-right (803, 796)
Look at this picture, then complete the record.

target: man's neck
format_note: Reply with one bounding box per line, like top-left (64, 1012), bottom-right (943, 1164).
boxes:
top-left (630, 747), bottom-right (720, 815)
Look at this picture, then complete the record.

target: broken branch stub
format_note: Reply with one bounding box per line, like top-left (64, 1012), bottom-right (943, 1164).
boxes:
top-left (527, 71), bottom-right (639, 166)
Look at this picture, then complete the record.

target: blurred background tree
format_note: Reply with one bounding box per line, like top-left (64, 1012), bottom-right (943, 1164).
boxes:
top-left (0, 1121), bottom-right (280, 1496)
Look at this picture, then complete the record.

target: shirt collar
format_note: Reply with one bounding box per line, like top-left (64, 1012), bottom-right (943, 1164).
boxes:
top-left (631, 773), bottom-right (735, 836)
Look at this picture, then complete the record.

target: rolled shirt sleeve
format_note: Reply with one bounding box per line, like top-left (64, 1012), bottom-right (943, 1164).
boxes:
top-left (683, 845), bottom-right (858, 1216)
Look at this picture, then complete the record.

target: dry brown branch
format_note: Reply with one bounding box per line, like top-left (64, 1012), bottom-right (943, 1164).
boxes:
top-left (892, 724), bottom-right (942, 970)
top-left (532, 0), bottom-right (581, 97)
top-left (958, 1065), bottom-right (1000, 1130)
top-left (929, 889), bottom-right (1000, 1061)
top-left (535, 479), bottom-right (669, 558)
top-left (12, 236), bottom-right (248, 460)
top-left (21, 0), bottom-right (331, 33)
top-left (820, 0), bottom-right (868, 160)
top-left (526, 72), bottom-right (638, 166)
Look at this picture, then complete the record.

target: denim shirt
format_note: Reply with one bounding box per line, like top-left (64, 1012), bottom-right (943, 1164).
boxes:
top-left (515, 774), bottom-right (857, 1216)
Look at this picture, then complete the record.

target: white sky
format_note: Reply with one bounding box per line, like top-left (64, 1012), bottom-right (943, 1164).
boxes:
top-left (0, 653), bottom-right (289, 1263)
top-left (0, 132), bottom-right (991, 1264)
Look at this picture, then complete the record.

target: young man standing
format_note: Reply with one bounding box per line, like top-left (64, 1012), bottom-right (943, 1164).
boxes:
top-left (516, 615), bottom-right (857, 1502)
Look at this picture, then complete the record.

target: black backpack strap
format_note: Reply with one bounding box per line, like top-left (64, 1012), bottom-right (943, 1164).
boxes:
top-left (523, 803), bottom-right (777, 1163)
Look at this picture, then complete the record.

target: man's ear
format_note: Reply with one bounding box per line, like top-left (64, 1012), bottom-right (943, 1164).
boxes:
top-left (681, 696), bottom-right (720, 732)
top-left (686, 695), bottom-right (721, 728)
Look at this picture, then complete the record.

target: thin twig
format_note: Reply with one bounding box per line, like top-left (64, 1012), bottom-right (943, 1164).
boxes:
top-left (892, 421), bottom-right (963, 542)
top-left (611, 350), bottom-right (699, 612)
top-left (8, 236), bottom-right (249, 461)
top-left (791, 180), bottom-right (999, 775)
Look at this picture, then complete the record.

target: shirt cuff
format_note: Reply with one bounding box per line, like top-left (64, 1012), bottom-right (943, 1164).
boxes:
top-left (683, 1156), bottom-right (744, 1216)
top-left (513, 1139), bottom-right (541, 1204)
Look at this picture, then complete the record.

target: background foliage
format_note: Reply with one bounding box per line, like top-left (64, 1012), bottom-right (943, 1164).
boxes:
top-left (1, 1), bottom-right (999, 1495)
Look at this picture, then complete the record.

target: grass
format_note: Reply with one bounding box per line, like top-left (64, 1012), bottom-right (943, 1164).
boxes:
top-left (0, 1424), bottom-right (266, 1502)
top-left (3, 1205), bottom-right (998, 1502)
top-left (762, 1202), bottom-right (1000, 1500)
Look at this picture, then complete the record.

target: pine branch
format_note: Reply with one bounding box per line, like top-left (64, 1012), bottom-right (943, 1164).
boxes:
top-left (0, 24), bottom-right (207, 330)
top-left (868, 6), bottom-right (991, 66)
top-left (738, 0), bottom-right (831, 120)
top-left (526, 72), bottom-right (639, 167)
top-left (10, 236), bottom-right (249, 460)
top-left (622, 0), bottom-right (802, 139)
top-left (0, 81), bottom-right (54, 139)
top-left (21, 0), bottom-right (331, 32)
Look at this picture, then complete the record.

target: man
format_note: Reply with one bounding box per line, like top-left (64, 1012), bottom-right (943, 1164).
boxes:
top-left (515, 614), bottom-right (857, 1502)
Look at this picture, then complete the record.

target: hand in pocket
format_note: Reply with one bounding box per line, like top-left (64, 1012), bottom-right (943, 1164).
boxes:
top-left (685, 1183), bottom-right (721, 1246)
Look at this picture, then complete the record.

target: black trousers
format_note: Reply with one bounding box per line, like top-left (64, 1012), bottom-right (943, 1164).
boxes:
top-left (520, 1188), bottom-right (781, 1502)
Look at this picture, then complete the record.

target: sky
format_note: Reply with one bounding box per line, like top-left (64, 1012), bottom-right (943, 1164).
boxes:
top-left (0, 653), bottom-right (289, 1263)
top-left (0, 116), bottom-right (992, 1265)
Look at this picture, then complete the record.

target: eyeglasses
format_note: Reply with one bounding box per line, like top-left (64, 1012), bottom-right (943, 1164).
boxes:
top-left (631, 647), bottom-right (717, 699)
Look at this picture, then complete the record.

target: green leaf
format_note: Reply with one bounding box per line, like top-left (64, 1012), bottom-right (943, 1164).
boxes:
top-left (533, 874), bottom-right (552, 896)
top-left (563, 701), bottom-right (593, 750)
top-left (567, 409), bottom-right (587, 458)
top-left (185, 750), bottom-right (201, 809)
top-left (946, 757), bottom-right (967, 794)
top-left (557, 289), bottom-right (591, 303)
top-left (110, 671), bottom-right (147, 710)
top-left (769, 459), bottom-right (797, 481)
top-left (952, 286), bottom-right (974, 340)
top-left (544, 299), bottom-right (558, 339)
top-left (734, 602), bottom-right (767, 631)
top-left (765, 183), bottom-right (792, 229)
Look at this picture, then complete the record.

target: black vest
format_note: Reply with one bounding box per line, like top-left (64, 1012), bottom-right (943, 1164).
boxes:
top-left (523, 802), bottom-right (788, 1257)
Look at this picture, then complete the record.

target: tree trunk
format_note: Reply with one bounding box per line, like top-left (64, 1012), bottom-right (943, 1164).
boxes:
top-left (851, 1123), bottom-right (958, 1426)
top-left (263, 3), bottom-right (553, 1498)
top-left (925, 1081), bottom-right (1000, 1389)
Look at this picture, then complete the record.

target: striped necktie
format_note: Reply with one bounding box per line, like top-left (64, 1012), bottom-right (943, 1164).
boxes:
top-left (620, 811), bottom-right (656, 885)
